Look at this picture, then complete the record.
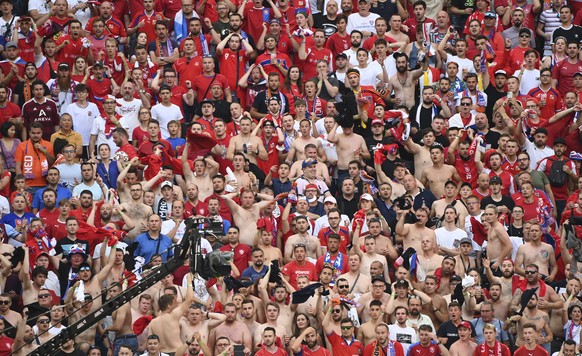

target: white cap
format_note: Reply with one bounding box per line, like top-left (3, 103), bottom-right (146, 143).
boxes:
top-left (323, 196), bottom-right (337, 204)
top-left (360, 193), bottom-right (374, 201)
top-left (160, 181), bottom-right (173, 189)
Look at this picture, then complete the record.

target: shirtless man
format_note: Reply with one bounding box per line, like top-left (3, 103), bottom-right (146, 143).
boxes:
top-left (449, 322), bottom-right (477, 356)
top-left (11, 316), bottom-right (38, 355)
top-left (19, 246), bottom-right (48, 306)
top-left (431, 181), bottom-right (468, 228)
top-left (131, 294), bottom-right (153, 352)
top-left (327, 120), bottom-right (371, 180)
top-left (288, 144), bottom-right (331, 186)
top-left (353, 229), bottom-right (390, 278)
top-left (415, 236), bottom-right (444, 283)
top-left (223, 190), bottom-right (275, 246)
top-left (119, 182), bottom-right (154, 240)
top-left (387, 14), bottom-right (410, 44)
top-left (403, 129), bottom-right (437, 180)
top-left (255, 230), bottom-right (283, 265)
top-left (357, 218), bottom-right (398, 262)
top-left (227, 117), bottom-right (268, 165)
top-left (252, 302), bottom-right (289, 351)
top-left (231, 152), bottom-right (258, 191)
top-left (357, 300), bottom-right (385, 346)
top-left (510, 264), bottom-right (563, 316)
top-left (485, 283), bottom-right (510, 322)
top-left (241, 300), bottom-right (261, 336)
top-left (104, 282), bottom-right (137, 354)
top-left (338, 254), bottom-right (372, 295)
top-left (208, 303), bottom-right (253, 354)
top-left (179, 304), bottom-right (227, 343)
top-left (395, 206), bottom-right (435, 253)
top-left (481, 205), bottom-right (513, 272)
top-left (65, 294), bottom-right (98, 348)
top-left (357, 279), bottom-right (391, 323)
top-left (284, 216), bottom-right (322, 263)
top-left (509, 294), bottom-right (553, 348)
top-left (287, 120), bottom-right (327, 163)
top-left (387, 52), bottom-right (428, 109)
top-left (0, 293), bottom-right (22, 329)
top-left (148, 274), bottom-right (195, 354)
top-left (421, 276), bottom-right (449, 330)
top-left (514, 222), bottom-right (557, 281)
top-left (420, 146), bottom-right (462, 199)
top-left (182, 147), bottom-right (219, 201)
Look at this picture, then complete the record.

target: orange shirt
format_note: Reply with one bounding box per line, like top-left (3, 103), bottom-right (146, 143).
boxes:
top-left (14, 140), bottom-right (54, 187)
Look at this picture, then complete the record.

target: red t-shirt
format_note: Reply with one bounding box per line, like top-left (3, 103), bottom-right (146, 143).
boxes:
top-left (537, 156), bottom-right (577, 200)
top-left (184, 200), bottom-right (209, 218)
top-left (514, 345), bottom-right (549, 356)
top-left (117, 143), bottom-right (138, 160)
top-left (38, 208), bottom-right (60, 224)
top-left (512, 190), bottom-right (552, 222)
top-left (255, 52), bottom-right (292, 80)
top-left (501, 157), bottom-right (520, 177)
top-left (527, 87), bottom-right (562, 121)
top-left (129, 11), bottom-right (164, 44)
top-left (192, 74), bottom-right (230, 101)
top-left (255, 346), bottom-right (288, 356)
top-left (326, 32), bottom-right (350, 56)
top-left (552, 58), bottom-right (582, 96)
top-left (281, 260), bottom-right (317, 289)
top-left (488, 170), bottom-right (514, 196)
top-left (55, 35), bottom-right (89, 66)
top-left (325, 332), bottom-right (364, 356)
top-left (86, 77), bottom-right (113, 115)
top-left (219, 243), bottom-right (252, 274)
top-left (219, 48), bottom-right (249, 90)
top-left (242, 5), bottom-right (274, 41)
top-left (317, 226), bottom-right (351, 253)
top-left (103, 55), bottom-right (128, 88)
top-left (45, 218), bottom-right (69, 241)
top-left (315, 252), bottom-right (349, 276)
top-left (174, 56), bottom-right (203, 89)
top-left (300, 47), bottom-right (333, 80)
top-left (0, 102), bottom-right (21, 125)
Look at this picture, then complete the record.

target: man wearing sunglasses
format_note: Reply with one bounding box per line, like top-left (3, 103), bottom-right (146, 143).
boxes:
top-left (448, 97), bottom-right (476, 129)
top-left (323, 309), bottom-right (364, 355)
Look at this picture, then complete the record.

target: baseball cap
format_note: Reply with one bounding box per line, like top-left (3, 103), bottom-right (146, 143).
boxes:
top-left (269, 18), bottom-right (280, 24)
top-left (484, 11), bottom-right (496, 18)
top-left (371, 119), bottom-right (385, 126)
top-left (200, 99), bottom-right (214, 107)
top-left (302, 158), bottom-right (317, 169)
top-left (360, 193), bottom-right (374, 201)
top-left (324, 196), bottom-right (337, 204)
top-left (336, 53), bottom-right (348, 60)
top-left (92, 61), bottom-right (104, 68)
top-left (494, 70), bottom-right (507, 77)
top-left (394, 279), bottom-right (409, 288)
top-left (160, 181), bottom-right (174, 189)
top-left (305, 183), bottom-right (319, 191)
top-left (58, 62), bottom-right (70, 70)
top-left (459, 321), bottom-right (473, 331)
top-left (575, 72), bottom-right (582, 77)
top-left (459, 237), bottom-right (473, 245)
top-left (489, 176), bottom-right (502, 184)
top-left (518, 28), bottom-right (531, 36)
top-left (5, 41), bottom-right (17, 49)
top-left (553, 137), bottom-right (567, 146)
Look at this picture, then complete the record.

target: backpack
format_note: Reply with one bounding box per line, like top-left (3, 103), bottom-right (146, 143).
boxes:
top-left (547, 157), bottom-right (567, 187)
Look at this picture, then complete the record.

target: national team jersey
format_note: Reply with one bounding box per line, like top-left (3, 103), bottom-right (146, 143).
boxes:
top-left (242, 5), bottom-right (274, 41)
top-left (407, 342), bottom-right (442, 356)
top-left (255, 52), bottom-right (292, 80)
top-left (527, 86), bottom-right (562, 121)
top-left (552, 58), bottom-right (582, 96)
top-left (326, 332), bottom-right (364, 356)
top-left (501, 157), bottom-right (520, 177)
top-left (326, 32), bottom-right (350, 56)
top-left (219, 48), bottom-right (249, 91)
top-left (301, 47), bottom-right (333, 80)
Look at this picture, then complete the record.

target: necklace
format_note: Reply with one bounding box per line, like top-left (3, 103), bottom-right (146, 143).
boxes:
top-left (397, 72), bottom-right (408, 86)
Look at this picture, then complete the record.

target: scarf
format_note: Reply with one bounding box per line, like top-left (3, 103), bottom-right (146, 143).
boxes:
top-left (462, 88), bottom-right (486, 108)
top-left (103, 114), bottom-right (121, 139)
top-left (323, 251), bottom-right (344, 275)
top-left (515, 278), bottom-right (547, 297)
top-left (23, 80), bottom-right (32, 102)
top-left (415, 104), bottom-right (438, 128)
top-left (23, 140), bottom-right (49, 179)
top-left (156, 38), bottom-right (174, 58)
top-left (197, 32), bottom-right (209, 56)
top-left (372, 340), bottom-right (395, 356)
top-left (567, 321), bottom-right (581, 341)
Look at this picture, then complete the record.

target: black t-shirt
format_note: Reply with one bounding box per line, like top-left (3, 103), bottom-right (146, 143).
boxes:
top-left (337, 194), bottom-right (360, 217)
top-left (485, 85), bottom-right (507, 125)
top-left (410, 104), bottom-right (442, 131)
top-left (194, 99), bottom-right (232, 120)
top-left (55, 238), bottom-right (90, 257)
top-left (252, 90), bottom-right (290, 115)
top-left (483, 130), bottom-right (501, 149)
top-left (371, 1), bottom-right (398, 27)
top-left (57, 262), bottom-right (81, 298)
top-left (54, 349), bottom-right (87, 356)
top-left (313, 14), bottom-right (338, 37)
top-left (13, 81), bottom-right (49, 107)
top-left (437, 320), bottom-right (476, 349)
top-left (553, 25), bottom-right (582, 45)
top-left (480, 194), bottom-right (515, 211)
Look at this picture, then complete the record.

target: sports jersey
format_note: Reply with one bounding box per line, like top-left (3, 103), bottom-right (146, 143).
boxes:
top-left (407, 341), bottom-right (443, 356)
top-left (22, 98), bottom-right (60, 141)
top-left (326, 32), bottom-right (350, 55)
top-left (325, 332), bottom-right (364, 356)
top-left (281, 260), bottom-right (317, 289)
top-left (219, 48), bottom-right (249, 91)
top-left (301, 47), bottom-right (333, 80)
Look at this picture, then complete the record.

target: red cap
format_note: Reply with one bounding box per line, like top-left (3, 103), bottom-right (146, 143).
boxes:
top-left (305, 183), bottom-right (319, 191)
top-left (459, 321), bottom-right (473, 331)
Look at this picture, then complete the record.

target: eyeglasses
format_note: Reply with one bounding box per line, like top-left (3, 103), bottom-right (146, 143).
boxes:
top-left (525, 270), bottom-right (537, 275)
top-left (520, 34), bottom-right (530, 38)
top-left (340, 326), bottom-right (353, 330)
top-left (37, 319), bottom-right (50, 324)
top-left (80, 266), bottom-right (91, 271)
top-left (460, 102), bottom-right (472, 106)
top-left (63, 150), bottom-right (75, 153)
top-left (337, 285), bottom-right (349, 288)
top-left (333, 309), bottom-right (342, 313)
top-left (0, 300), bottom-right (9, 305)
top-left (38, 294), bottom-right (51, 299)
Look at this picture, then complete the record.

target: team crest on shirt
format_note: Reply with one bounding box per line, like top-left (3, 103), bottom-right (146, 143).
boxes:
top-left (239, 249), bottom-right (245, 255)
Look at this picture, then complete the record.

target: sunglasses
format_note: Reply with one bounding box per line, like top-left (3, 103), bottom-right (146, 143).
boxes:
top-left (520, 34), bottom-right (530, 38)
top-left (340, 326), bottom-right (353, 330)
top-left (525, 270), bottom-right (537, 275)
top-left (38, 319), bottom-right (50, 324)
top-left (337, 285), bottom-right (349, 288)
top-left (333, 309), bottom-right (342, 313)
top-left (460, 102), bottom-right (472, 106)
top-left (80, 266), bottom-right (91, 271)
top-left (0, 301), bottom-right (9, 305)
top-left (38, 294), bottom-right (51, 299)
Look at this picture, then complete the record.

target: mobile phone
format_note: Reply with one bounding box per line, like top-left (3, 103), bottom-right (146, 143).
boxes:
top-left (507, 92), bottom-right (513, 99)
top-left (234, 345), bottom-right (245, 356)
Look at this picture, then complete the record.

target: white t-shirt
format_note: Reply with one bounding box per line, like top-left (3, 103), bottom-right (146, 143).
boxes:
top-left (65, 102), bottom-right (100, 144)
top-left (67, 0), bottom-right (91, 27)
top-left (357, 62), bottom-right (383, 87)
top-left (116, 98), bottom-right (143, 137)
top-left (151, 103), bottom-right (183, 139)
top-left (521, 139), bottom-right (554, 170)
top-left (389, 324), bottom-right (418, 354)
top-left (342, 48), bottom-right (372, 66)
top-left (160, 220), bottom-right (215, 249)
top-left (72, 181), bottom-right (104, 200)
top-left (514, 68), bottom-right (540, 95)
top-left (446, 55), bottom-right (475, 81)
top-left (54, 163), bottom-right (81, 191)
top-left (346, 12), bottom-right (381, 35)
top-left (464, 213), bottom-right (483, 252)
top-left (90, 115), bottom-right (131, 156)
top-left (435, 227), bottom-right (469, 250)
top-left (29, 0), bottom-right (52, 15)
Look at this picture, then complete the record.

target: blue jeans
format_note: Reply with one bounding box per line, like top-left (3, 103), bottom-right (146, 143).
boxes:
top-left (113, 334), bottom-right (138, 356)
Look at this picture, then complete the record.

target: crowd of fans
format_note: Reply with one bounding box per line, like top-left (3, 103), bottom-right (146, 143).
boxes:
top-left (1, 0), bottom-right (582, 354)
